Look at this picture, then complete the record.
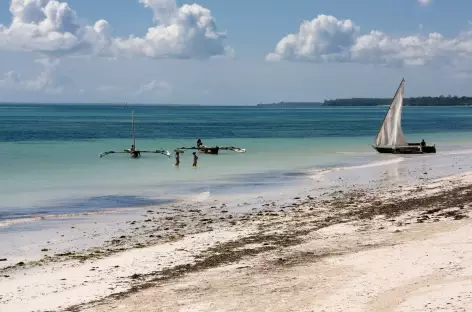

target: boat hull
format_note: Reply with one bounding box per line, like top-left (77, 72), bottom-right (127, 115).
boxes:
top-left (373, 145), bottom-right (436, 154)
top-left (198, 147), bottom-right (219, 154)
top-left (125, 149), bottom-right (141, 158)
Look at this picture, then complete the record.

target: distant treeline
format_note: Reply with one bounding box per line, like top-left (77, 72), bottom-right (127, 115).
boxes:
top-left (258, 96), bottom-right (472, 107)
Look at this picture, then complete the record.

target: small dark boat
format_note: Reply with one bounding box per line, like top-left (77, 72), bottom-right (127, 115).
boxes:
top-left (173, 145), bottom-right (246, 155)
top-left (372, 79), bottom-right (436, 154)
top-left (374, 144), bottom-right (436, 154)
top-left (199, 146), bottom-right (220, 154)
top-left (128, 149), bottom-right (141, 158)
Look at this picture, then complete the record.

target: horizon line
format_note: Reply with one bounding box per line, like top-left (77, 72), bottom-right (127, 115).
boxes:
top-left (0, 102), bottom-right (254, 106)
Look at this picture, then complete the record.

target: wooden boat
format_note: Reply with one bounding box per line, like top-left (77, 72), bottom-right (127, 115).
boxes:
top-left (100, 110), bottom-right (170, 158)
top-left (199, 146), bottom-right (220, 154)
top-left (174, 145), bottom-right (246, 155)
top-left (372, 79), bottom-right (436, 154)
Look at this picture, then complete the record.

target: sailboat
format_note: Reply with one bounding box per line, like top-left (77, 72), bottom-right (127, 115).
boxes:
top-left (100, 110), bottom-right (171, 158)
top-left (372, 79), bottom-right (436, 154)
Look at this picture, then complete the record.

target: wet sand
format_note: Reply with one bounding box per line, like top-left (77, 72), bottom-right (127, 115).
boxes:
top-left (2, 169), bottom-right (472, 311)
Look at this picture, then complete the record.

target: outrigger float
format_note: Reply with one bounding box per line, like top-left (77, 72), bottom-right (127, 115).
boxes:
top-left (100, 110), bottom-right (170, 159)
top-left (372, 79), bottom-right (436, 154)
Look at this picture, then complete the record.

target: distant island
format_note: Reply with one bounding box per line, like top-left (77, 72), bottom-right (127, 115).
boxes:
top-left (258, 96), bottom-right (472, 107)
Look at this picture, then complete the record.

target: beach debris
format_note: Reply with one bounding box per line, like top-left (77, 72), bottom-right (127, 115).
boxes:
top-left (55, 252), bottom-right (74, 257)
top-left (41, 248), bottom-right (49, 252)
top-left (130, 273), bottom-right (142, 279)
top-left (0, 258), bottom-right (7, 262)
top-left (425, 208), bottom-right (441, 214)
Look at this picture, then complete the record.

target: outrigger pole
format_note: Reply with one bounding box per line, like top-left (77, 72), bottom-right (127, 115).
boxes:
top-left (100, 149), bottom-right (170, 158)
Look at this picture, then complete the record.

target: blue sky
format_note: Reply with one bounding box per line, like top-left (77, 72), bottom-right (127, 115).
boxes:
top-left (1, 0), bottom-right (472, 105)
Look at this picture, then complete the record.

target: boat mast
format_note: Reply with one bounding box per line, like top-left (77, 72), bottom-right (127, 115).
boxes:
top-left (132, 109), bottom-right (136, 149)
top-left (374, 78), bottom-right (405, 146)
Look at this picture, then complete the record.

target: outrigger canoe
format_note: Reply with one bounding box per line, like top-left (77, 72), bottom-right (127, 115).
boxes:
top-left (99, 110), bottom-right (170, 158)
top-left (173, 146), bottom-right (246, 155)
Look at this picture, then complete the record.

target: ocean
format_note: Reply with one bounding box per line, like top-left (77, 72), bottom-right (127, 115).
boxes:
top-left (2, 104), bottom-right (472, 223)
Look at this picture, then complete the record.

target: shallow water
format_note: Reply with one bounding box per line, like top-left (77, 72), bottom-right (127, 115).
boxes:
top-left (1, 104), bottom-right (472, 221)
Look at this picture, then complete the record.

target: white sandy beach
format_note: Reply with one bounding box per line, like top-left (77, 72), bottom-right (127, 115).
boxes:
top-left (2, 156), bottom-right (472, 312)
top-left (83, 214), bottom-right (472, 312)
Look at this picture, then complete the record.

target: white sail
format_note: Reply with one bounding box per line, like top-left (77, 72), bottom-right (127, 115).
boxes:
top-left (375, 79), bottom-right (408, 147)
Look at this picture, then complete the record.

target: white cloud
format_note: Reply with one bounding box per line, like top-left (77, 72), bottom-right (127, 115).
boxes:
top-left (266, 14), bottom-right (472, 68)
top-left (0, 0), bottom-right (112, 56)
top-left (116, 0), bottom-right (231, 59)
top-left (418, 0), bottom-right (432, 6)
top-left (266, 15), bottom-right (358, 62)
top-left (0, 0), bottom-right (231, 59)
top-left (0, 58), bottom-right (64, 93)
top-left (137, 80), bottom-right (172, 94)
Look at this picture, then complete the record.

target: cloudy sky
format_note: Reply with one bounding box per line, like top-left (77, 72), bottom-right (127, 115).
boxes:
top-left (1, 0), bottom-right (472, 105)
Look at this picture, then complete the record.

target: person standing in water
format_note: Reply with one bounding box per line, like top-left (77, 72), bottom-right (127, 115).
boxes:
top-left (130, 144), bottom-right (140, 158)
top-left (175, 151), bottom-right (180, 166)
top-left (192, 152), bottom-right (198, 167)
top-left (196, 139), bottom-right (203, 148)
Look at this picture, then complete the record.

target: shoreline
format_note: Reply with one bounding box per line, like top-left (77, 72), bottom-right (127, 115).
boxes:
top-left (2, 144), bottom-right (469, 225)
top-left (2, 168), bottom-right (472, 311)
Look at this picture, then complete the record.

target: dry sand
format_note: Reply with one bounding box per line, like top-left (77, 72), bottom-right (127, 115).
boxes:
top-left (2, 171), bottom-right (472, 312)
top-left (84, 218), bottom-right (472, 312)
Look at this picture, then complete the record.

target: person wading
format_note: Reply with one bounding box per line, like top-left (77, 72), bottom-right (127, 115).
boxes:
top-left (192, 152), bottom-right (198, 167)
top-left (196, 139), bottom-right (203, 148)
top-left (175, 151), bottom-right (180, 166)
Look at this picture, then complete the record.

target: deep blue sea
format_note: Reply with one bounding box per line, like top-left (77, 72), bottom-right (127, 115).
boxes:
top-left (2, 104), bottom-right (472, 220)
top-left (3, 104), bottom-right (472, 141)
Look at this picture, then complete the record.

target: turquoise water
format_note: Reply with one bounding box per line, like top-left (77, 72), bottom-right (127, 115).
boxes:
top-left (2, 104), bottom-right (472, 220)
